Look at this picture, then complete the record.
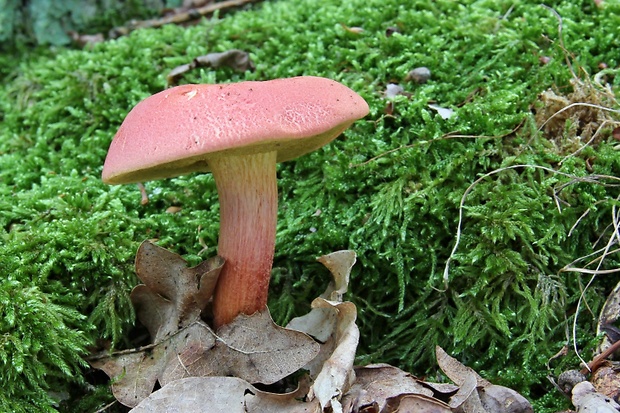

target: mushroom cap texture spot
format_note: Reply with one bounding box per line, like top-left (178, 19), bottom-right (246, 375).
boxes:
top-left (102, 76), bottom-right (369, 184)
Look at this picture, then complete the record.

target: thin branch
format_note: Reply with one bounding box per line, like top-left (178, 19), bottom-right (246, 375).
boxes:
top-left (109, 0), bottom-right (262, 38)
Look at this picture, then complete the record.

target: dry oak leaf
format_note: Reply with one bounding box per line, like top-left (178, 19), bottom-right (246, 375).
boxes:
top-left (130, 240), bottom-right (223, 342)
top-left (341, 363), bottom-right (435, 412)
top-left (287, 250), bottom-right (359, 413)
top-left (167, 49), bottom-right (255, 86)
top-left (90, 241), bottom-right (319, 407)
top-left (571, 381), bottom-right (620, 413)
top-left (435, 346), bottom-right (533, 413)
top-left (384, 393), bottom-right (453, 413)
top-left (130, 376), bottom-right (320, 413)
top-left (92, 308), bottom-right (320, 407)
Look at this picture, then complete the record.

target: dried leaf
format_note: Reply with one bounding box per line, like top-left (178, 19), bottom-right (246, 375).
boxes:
top-left (385, 83), bottom-right (405, 99)
top-left (316, 250), bottom-right (356, 302)
top-left (167, 49), bottom-right (255, 86)
top-left (288, 251), bottom-right (356, 343)
top-left (572, 381), bottom-right (620, 413)
top-left (287, 251), bottom-right (359, 413)
top-left (384, 393), bottom-right (452, 413)
top-left (448, 370), bottom-right (478, 409)
top-left (436, 346), bottom-right (489, 388)
top-left (460, 387), bottom-right (487, 413)
top-left (131, 240), bottom-right (223, 342)
top-left (478, 385), bottom-right (534, 413)
top-left (591, 363), bottom-right (620, 401)
top-left (341, 364), bottom-right (433, 412)
top-left (90, 242), bottom-right (318, 407)
top-left (92, 310), bottom-right (319, 407)
top-left (435, 347), bottom-right (533, 413)
top-left (130, 376), bottom-right (319, 413)
top-left (427, 103), bottom-right (455, 120)
top-left (305, 299), bottom-right (358, 413)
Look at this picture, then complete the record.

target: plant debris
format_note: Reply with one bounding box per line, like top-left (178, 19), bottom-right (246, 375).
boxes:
top-left (435, 346), bottom-right (533, 413)
top-left (166, 49), bottom-right (255, 87)
top-left (534, 76), bottom-right (620, 157)
top-left (109, 0), bottom-right (262, 39)
top-left (571, 381), bottom-right (620, 412)
top-left (130, 376), bottom-right (318, 412)
top-left (427, 103), bottom-right (455, 120)
top-left (113, 248), bottom-right (534, 412)
top-left (89, 241), bottom-right (319, 407)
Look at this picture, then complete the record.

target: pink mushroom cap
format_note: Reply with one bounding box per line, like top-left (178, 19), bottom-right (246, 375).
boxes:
top-left (102, 76), bottom-right (369, 184)
top-left (102, 76), bottom-right (369, 327)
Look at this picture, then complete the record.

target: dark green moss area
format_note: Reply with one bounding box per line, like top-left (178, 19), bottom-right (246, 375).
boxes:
top-left (1, 0), bottom-right (620, 411)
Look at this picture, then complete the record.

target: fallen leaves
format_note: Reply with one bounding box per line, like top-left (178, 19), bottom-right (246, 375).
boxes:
top-left (341, 349), bottom-right (533, 413)
top-left (342, 364), bottom-right (435, 412)
top-left (131, 240), bottom-right (222, 342)
top-left (91, 245), bottom-right (534, 412)
top-left (89, 241), bottom-right (319, 407)
top-left (130, 376), bottom-right (318, 413)
top-left (436, 346), bottom-right (533, 413)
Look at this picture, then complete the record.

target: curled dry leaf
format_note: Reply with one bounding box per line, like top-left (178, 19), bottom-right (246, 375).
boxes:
top-left (447, 370), bottom-right (478, 410)
top-left (130, 376), bottom-right (319, 413)
top-left (435, 346), bottom-right (533, 413)
top-left (316, 250), bottom-right (356, 302)
top-left (167, 49), bottom-right (255, 86)
top-left (306, 299), bottom-right (358, 413)
top-left (385, 393), bottom-right (452, 413)
top-left (130, 240), bottom-right (223, 342)
top-left (341, 363), bottom-right (434, 412)
top-left (288, 250), bottom-right (359, 413)
top-left (436, 346), bottom-right (490, 388)
top-left (90, 241), bottom-right (319, 407)
top-left (572, 381), bottom-right (620, 413)
top-left (92, 310), bottom-right (319, 407)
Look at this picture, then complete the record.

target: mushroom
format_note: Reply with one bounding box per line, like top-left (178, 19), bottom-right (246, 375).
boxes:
top-left (102, 76), bottom-right (369, 328)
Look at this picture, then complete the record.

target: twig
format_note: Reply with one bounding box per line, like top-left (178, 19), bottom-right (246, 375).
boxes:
top-left (110, 0), bottom-right (262, 38)
top-left (540, 4), bottom-right (577, 80)
top-left (580, 338), bottom-right (620, 374)
top-left (93, 400), bottom-right (117, 413)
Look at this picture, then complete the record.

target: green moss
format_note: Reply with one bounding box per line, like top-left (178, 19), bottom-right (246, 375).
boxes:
top-left (1, 0), bottom-right (620, 410)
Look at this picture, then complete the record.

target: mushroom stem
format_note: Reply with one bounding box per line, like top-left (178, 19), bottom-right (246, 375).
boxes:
top-left (210, 151), bottom-right (278, 328)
